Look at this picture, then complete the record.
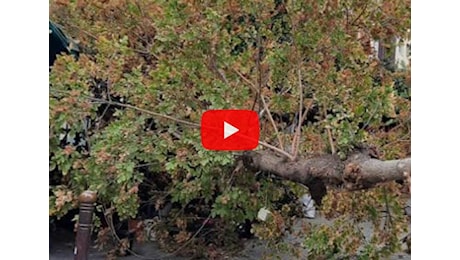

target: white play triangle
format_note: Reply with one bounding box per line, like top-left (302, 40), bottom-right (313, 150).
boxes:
top-left (224, 121), bottom-right (239, 139)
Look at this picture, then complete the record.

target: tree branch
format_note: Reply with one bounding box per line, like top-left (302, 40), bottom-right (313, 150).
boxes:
top-left (260, 95), bottom-right (286, 151)
top-left (50, 89), bottom-right (201, 128)
top-left (242, 150), bottom-right (410, 204)
top-left (258, 141), bottom-right (295, 161)
top-left (292, 67), bottom-right (303, 159)
top-left (234, 68), bottom-right (287, 153)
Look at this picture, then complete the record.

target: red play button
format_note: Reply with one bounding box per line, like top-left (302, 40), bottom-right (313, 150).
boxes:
top-left (201, 110), bottom-right (259, 151)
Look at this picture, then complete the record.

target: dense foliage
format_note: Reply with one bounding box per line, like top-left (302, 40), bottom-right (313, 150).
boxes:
top-left (50, 0), bottom-right (410, 258)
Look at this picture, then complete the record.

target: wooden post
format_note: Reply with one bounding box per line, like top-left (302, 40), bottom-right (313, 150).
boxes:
top-left (74, 190), bottom-right (97, 260)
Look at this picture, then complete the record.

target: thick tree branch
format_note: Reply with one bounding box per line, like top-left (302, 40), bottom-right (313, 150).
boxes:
top-left (342, 153), bottom-right (411, 190)
top-left (243, 151), bottom-right (343, 185)
top-left (242, 150), bottom-right (410, 204)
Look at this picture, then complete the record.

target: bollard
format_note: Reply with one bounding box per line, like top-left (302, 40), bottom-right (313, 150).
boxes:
top-left (74, 190), bottom-right (97, 260)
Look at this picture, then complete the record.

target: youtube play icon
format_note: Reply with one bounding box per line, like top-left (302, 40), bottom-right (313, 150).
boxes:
top-left (201, 110), bottom-right (259, 151)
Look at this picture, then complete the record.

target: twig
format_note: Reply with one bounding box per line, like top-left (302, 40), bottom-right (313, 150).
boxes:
top-left (234, 69), bottom-right (287, 116)
top-left (292, 99), bottom-right (313, 159)
top-left (326, 127), bottom-right (336, 155)
top-left (254, 30), bottom-right (263, 111)
top-left (260, 95), bottom-right (285, 151)
top-left (66, 23), bottom-right (98, 40)
top-left (81, 117), bottom-right (91, 153)
top-left (233, 68), bottom-right (258, 93)
top-left (383, 188), bottom-right (393, 230)
top-left (291, 67), bottom-right (304, 159)
top-left (361, 104), bottom-right (380, 130)
top-left (93, 99), bottom-right (201, 128)
top-left (233, 67), bottom-right (260, 111)
top-left (350, 0), bottom-right (370, 26)
top-left (258, 140), bottom-right (295, 161)
top-left (167, 213), bottom-right (212, 257)
top-left (323, 106), bottom-right (336, 154)
top-left (344, 1), bottom-right (350, 30)
top-left (207, 49), bottom-right (230, 87)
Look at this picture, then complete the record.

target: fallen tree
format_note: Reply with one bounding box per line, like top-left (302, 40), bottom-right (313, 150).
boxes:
top-left (50, 0), bottom-right (411, 258)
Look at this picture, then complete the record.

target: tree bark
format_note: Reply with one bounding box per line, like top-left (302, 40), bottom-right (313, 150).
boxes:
top-left (242, 150), bottom-right (410, 204)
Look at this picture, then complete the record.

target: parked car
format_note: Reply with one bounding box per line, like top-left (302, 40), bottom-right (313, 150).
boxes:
top-left (49, 20), bottom-right (79, 68)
